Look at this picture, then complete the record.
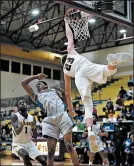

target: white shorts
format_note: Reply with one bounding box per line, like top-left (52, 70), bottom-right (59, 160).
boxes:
top-left (75, 62), bottom-right (117, 100)
top-left (89, 139), bottom-right (104, 153)
top-left (12, 140), bottom-right (42, 160)
top-left (42, 111), bottom-right (75, 140)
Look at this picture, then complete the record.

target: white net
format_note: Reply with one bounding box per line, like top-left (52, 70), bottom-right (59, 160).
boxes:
top-left (65, 9), bottom-right (92, 41)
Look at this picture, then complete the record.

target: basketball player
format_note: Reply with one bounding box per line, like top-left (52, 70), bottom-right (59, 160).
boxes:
top-left (21, 74), bottom-right (80, 165)
top-left (88, 114), bottom-right (108, 166)
top-left (11, 99), bottom-right (46, 166)
top-left (61, 18), bottom-right (132, 152)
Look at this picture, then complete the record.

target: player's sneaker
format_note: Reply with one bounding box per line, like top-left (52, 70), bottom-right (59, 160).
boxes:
top-left (88, 131), bottom-right (99, 153)
top-left (106, 52), bottom-right (133, 65)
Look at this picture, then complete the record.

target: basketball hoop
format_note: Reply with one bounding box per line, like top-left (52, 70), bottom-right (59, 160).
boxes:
top-left (65, 8), bottom-right (92, 41)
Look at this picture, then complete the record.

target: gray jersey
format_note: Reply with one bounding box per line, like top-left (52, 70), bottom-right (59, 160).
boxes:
top-left (34, 89), bottom-right (65, 117)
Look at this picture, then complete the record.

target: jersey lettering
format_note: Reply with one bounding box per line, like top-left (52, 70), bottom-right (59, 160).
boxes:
top-left (64, 58), bottom-right (74, 71)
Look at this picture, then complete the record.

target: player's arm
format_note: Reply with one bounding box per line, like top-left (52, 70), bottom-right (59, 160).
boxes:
top-left (64, 18), bottom-right (78, 55)
top-left (98, 126), bottom-right (108, 137)
top-left (11, 114), bottom-right (24, 135)
top-left (21, 73), bottom-right (48, 101)
top-left (64, 74), bottom-right (74, 118)
top-left (31, 117), bottom-right (38, 139)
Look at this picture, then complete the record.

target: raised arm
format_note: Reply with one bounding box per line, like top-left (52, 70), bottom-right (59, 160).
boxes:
top-left (11, 114), bottom-right (24, 135)
top-left (64, 18), bottom-right (78, 55)
top-left (21, 73), bottom-right (47, 101)
top-left (64, 73), bottom-right (74, 118)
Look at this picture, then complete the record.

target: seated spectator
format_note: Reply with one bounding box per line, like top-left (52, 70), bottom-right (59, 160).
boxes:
top-left (117, 113), bottom-right (123, 121)
top-left (74, 131), bottom-right (89, 163)
top-left (76, 119), bottom-right (85, 131)
top-left (103, 120), bottom-right (115, 131)
top-left (122, 106), bottom-right (127, 117)
top-left (74, 105), bottom-right (84, 122)
top-left (126, 87), bottom-right (133, 100)
top-left (125, 112), bottom-right (133, 121)
top-left (128, 76), bottom-right (134, 87)
top-left (106, 98), bottom-right (114, 112)
top-left (114, 96), bottom-right (123, 111)
top-left (118, 86), bottom-right (127, 99)
top-left (107, 113), bottom-right (117, 123)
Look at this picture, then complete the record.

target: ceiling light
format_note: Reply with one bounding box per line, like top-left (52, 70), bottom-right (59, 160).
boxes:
top-left (88, 18), bottom-right (96, 23)
top-left (120, 29), bottom-right (127, 33)
top-left (31, 9), bottom-right (40, 15)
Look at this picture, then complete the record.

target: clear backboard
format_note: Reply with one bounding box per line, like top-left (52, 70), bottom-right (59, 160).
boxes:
top-left (60, 0), bottom-right (133, 28)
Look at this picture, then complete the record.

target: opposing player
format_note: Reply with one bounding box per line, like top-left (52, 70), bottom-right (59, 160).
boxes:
top-left (62, 18), bottom-right (132, 152)
top-left (21, 74), bottom-right (80, 166)
top-left (88, 114), bottom-right (108, 166)
top-left (11, 100), bottom-right (46, 166)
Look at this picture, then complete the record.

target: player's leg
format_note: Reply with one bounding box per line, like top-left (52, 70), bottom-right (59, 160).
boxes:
top-left (59, 112), bottom-right (79, 165)
top-left (47, 136), bottom-right (57, 166)
top-left (88, 151), bottom-right (95, 166)
top-left (17, 148), bottom-right (32, 166)
top-left (35, 155), bottom-right (46, 166)
top-left (64, 131), bottom-right (80, 165)
top-left (75, 73), bottom-right (99, 153)
top-left (99, 150), bottom-right (108, 165)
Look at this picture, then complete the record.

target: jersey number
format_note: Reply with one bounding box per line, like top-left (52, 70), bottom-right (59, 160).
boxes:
top-left (64, 58), bottom-right (74, 71)
top-left (25, 127), bottom-right (27, 134)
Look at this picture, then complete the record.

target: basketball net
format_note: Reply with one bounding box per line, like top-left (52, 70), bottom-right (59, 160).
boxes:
top-left (65, 8), bottom-right (92, 41)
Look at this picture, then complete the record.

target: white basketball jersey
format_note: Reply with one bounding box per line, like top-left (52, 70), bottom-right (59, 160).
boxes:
top-left (12, 112), bottom-right (33, 143)
top-left (63, 53), bottom-right (89, 77)
top-left (92, 122), bottom-right (101, 140)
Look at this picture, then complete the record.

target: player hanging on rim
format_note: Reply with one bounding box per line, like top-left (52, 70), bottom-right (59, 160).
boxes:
top-left (61, 18), bottom-right (132, 153)
top-left (11, 100), bottom-right (46, 166)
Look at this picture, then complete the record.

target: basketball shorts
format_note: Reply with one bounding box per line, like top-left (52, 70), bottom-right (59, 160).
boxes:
top-left (75, 62), bottom-right (117, 100)
top-left (12, 140), bottom-right (42, 160)
top-left (42, 111), bottom-right (75, 140)
top-left (89, 139), bottom-right (104, 153)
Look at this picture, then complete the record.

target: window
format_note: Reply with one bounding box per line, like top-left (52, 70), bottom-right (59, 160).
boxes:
top-left (11, 61), bottom-right (20, 74)
top-left (0, 59), bottom-right (9, 72)
top-left (33, 65), bottom-right (41, 75)
top-left (53, 69), bottom-right (61, 80)
top-left (22, 63), bottom-right (31, 75)
top-left (43, 67), bottom-right (51, 79)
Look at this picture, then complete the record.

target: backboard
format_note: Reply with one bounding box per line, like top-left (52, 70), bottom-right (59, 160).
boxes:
top-left (60, 0), bottom-right (134, 28)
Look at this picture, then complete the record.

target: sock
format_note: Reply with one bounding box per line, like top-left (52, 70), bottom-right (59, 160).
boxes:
top-left (89, 161), bottom-right (92, 165)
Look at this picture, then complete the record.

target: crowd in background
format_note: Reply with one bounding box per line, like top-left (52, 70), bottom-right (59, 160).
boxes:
top-left (0, 76), bottom-right (134, 165)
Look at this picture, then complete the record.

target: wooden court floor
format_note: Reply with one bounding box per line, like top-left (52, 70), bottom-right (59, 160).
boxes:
top-left (1, 156), bottom-right (100, 165)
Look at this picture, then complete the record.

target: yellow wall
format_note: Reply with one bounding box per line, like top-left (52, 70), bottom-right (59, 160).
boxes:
top-left (1, 43), bottom-right (61, 65)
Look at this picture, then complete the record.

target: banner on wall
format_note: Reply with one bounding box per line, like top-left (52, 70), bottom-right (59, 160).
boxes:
top-left (37, 142), bottom-right (60, 156)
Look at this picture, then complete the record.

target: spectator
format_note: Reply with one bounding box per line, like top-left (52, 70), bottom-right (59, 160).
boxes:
top-left (103, 120), bottom-right (114, 131)
top-left (118, 86), bottom-right (127, 99)
top-left (114, 96), bottom-right (123, 111)
top-left (122, 106), bottom-right (127, 117)
top-left (107, 113), bottom-right (117, 123)
top-left (126, 87), bottom-right (133, 100)
top-left (74, 106), bottom-right (84, 122)
top-left (93, 107), bottom-right (97, 114)
top-left (125, 112), bottom-right (133, 121)
top-left (76, 119), bottom-right (85, 131)
top-left (128, 76), bottom-right (134, 87)
top-left (128, 133), bottom-right (134, 165)
top-left (106, 98), bottom-right (114, 112)
top-left (114, 119), bottom-right (128, 165)
top-left (74, 131), bottom-right (89, 163)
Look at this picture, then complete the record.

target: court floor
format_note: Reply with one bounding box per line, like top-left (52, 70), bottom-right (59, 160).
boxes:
top-left (1, 156), bottom-right (101, 165)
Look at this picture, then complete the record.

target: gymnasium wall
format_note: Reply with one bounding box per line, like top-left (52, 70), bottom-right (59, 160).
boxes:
top-left (82, 44), bottom-right (133, 76)
top-left (1, 54), bottom-right (64, 99)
